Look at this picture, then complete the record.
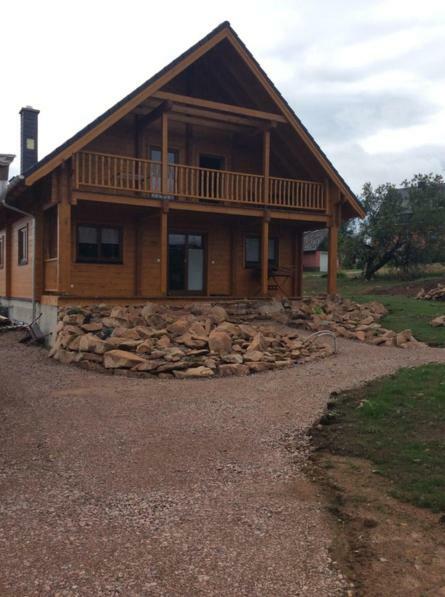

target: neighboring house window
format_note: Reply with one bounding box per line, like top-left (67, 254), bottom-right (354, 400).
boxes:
top-left (44, 206), bottom-right (58, 259)
top-left (77, 225), bottom-right (122, 263)
top-left (18, 225), bottom-right (28, 266)
top-left (244, 236), bottom-right (278, 268)
top-left (0, 235), bottom-right (4, 269)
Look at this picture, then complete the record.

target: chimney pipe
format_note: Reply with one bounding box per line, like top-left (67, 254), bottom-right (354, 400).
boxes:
top-left (19, 106), bottom-right (39, 174)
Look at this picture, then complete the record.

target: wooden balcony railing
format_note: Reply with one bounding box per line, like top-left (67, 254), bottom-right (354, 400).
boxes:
top-left (74, 151), bottom-right (326, 211)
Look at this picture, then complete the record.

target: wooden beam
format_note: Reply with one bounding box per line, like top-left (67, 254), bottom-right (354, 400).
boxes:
top-left (263, 128), bottom-right (270, 203)
top-left (154, 91), bottom-right (287, 123)
top-left (170, 103), bottom-right (263, 128)
top-left (73, 190), bottom-right (330, 223)
top-left (161, 111), bottom-right (169, 195)
top-left (160, 203), bottom-right (169, 295)
top-left (168, 113), bottom-right (248, 134)
top-left (139, 101), bottom-right (172, 129)
top-left (57, 200), bottom-right (71, 294)
top-left (261, 215), bottom-right (270, 296)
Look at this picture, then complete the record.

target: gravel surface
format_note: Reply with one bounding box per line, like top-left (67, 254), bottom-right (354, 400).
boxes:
top-left (0, 331), bottom-right (444, 596)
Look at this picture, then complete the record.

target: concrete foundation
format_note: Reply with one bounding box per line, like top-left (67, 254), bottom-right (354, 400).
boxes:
top-left (0, 298), bottom-right (58, 346)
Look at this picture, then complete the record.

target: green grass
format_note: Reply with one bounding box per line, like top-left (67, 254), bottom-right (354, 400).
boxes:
top-left (304, 272), bottom-right (445, 347)
top-left (323, 364), bottom-right (445, 512)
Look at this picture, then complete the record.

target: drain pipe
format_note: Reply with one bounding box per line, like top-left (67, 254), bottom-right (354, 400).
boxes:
top-left (0, 170), bottom-right (38, 321)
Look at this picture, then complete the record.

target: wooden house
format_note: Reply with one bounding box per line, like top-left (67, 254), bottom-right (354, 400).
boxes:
top-left (0, 22), bottom-right (364, 337)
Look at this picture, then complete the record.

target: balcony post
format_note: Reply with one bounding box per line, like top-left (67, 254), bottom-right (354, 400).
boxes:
top-left (160, 202), bottom-right (169, 296)
top-left (261, 212), bottom-right (270, 296)
top-left (293, 230), bottom-right (304, 297)
top-left (161, 111), bottom-right (169, 195)
top-left (262, 127), bottom-right (270, 204)
top-left (327, 186), bottom-right (341, 295)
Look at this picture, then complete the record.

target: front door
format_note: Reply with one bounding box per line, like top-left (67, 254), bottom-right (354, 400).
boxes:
top-left (168, 233), bottom-right (205, 294)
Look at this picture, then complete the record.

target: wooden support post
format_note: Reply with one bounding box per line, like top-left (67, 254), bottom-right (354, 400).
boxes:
top-left (33, 209), bottom-right (44, 302)
top-left (57, 200), bottom-right (71, 294)
top-left (293, 230), bottom-right (304, 297)
top-left (327, 224), bottom-right (338, 295)
top-left (160, 203), bottom-right (169, 295)
top-left (261, 214), bottom-right (270, 296)
top-left (161, 111), bottom-right (169, 195)
top-left (263, 127), bottom-right (270, 204)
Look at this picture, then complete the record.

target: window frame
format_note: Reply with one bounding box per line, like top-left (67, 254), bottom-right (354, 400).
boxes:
top-left (244, 235), bottom-right (279, 269)
top-left (76, 224), bottom-right (123, 264)
top-left (18, 224), bottom-right (29, 266)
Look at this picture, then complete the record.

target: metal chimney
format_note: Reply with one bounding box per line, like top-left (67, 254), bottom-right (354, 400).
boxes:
top-left (19, 106), bottom-right (39, 173)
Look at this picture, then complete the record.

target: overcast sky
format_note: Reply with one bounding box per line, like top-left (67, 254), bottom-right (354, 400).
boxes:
top-left (2, 0), bottom-right (445, 192)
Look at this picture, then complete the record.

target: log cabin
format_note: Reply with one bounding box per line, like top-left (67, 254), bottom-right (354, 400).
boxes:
top-left (0, 21), bottom-right (364, 340)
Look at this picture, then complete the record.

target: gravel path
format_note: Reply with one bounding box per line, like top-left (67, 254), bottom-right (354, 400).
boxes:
top-left (0, 331), bottom-right (444, 596)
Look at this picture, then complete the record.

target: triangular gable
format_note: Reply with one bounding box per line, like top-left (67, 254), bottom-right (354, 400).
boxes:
top-left (22, 21), bottom-right (364, 218)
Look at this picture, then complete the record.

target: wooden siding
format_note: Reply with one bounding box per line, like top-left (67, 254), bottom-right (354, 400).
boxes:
top-left (0, 228), bottom-right (6, 296)
top-left (10, 216), bottom-right (33, 299)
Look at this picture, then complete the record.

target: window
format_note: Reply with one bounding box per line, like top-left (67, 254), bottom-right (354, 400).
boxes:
top-left (44, 206), bottom-right (58, 259)
top-left (0, 235), bottom-right (4, 269)
top-left (245, 236), bottom-right (278, 268)
top-left (77, 225), bottom-right (122, 263)
top-left (18, 225), bottom-right (28, 266)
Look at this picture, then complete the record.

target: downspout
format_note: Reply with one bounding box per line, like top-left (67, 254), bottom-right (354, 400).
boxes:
top-left (0, 176), bottom-right (38, 321)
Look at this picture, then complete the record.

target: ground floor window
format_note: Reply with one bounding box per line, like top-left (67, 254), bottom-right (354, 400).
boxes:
top-left (244, 236), bottom-right (278, 268)
top-left (76, 225), bottom-right (122, 263)
top-left (18, 225), bottom-right (28, 266)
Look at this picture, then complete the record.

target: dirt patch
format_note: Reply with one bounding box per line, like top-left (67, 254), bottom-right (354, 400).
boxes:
top-left (370, 276), bottom-right (445, 297)
top-left (309, 453), bottom-right (445, 597)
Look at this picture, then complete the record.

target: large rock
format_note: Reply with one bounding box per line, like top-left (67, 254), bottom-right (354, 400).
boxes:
top-left (141, 302), bottom-right (158, 319)
top-left (431, 315), bottom-right (445, 327)
top-left (79, 334), bottom-right (111, 354)
top-left (247, 332), bottom-right (268, 352)
top-left (208, 330), bottom-right (232, 355)
top-left (167, 317), bottom-right (193, 336)
top-left (218, 363), bottom-right (249, 377)
top-left (174, 366), bottom-right (214, 379)
top-left (103, 350), bottom-right (148, 369)
top-left (208, 305), bottom-right (227, 324)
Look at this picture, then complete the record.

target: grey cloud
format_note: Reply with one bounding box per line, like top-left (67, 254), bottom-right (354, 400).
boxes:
top-left (326, 142), bottom-right (445, 192)
top-left (285, 90), bottom-right (439, 143)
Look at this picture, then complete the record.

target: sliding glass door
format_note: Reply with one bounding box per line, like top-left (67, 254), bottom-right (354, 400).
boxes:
top-left (168, 233), bottom-right (205, 294)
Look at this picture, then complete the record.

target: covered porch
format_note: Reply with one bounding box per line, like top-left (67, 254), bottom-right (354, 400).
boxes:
top-left (44, 196), bottom-right (339, 302)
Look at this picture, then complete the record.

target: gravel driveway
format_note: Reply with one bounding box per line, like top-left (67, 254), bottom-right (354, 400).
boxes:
top-left (0, 332), bottom-right (444, 596)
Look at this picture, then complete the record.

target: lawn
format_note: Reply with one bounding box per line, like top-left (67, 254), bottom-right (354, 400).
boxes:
top-left (318, 364), bottom-right (445, 512)
top-left (304, 271), bottom-right (445, 346)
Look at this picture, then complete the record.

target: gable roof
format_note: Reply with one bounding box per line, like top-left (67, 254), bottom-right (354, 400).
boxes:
top-left (304, 229), bottom-right (328, 252)
top-left (19, 21), bottom-right (365, 219)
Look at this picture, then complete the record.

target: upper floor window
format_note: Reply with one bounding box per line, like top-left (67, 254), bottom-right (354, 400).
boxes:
top-left (245, 236), bottom-right (278, 268)
top-left (76, 225), bottom-right (122, 263)
top-left (18, 225), bottom-right (28, 266)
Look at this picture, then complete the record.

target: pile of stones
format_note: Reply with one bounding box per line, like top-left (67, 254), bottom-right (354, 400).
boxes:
top-left (49, 302), bottom-right (333, 378)
top-left (288, 295), bottom-right (419, 347)
top-left (416, 284), bottom-right (445, 301)
top-left (49, 295), bottom-right (421, 378)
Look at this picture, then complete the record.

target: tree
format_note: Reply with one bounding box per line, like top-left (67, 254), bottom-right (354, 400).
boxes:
top-left (344, 174), bottom-right (445, 279)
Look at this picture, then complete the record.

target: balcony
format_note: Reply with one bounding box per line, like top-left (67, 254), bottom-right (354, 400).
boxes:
top-left (74, 151), bottom-right (326, 212)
